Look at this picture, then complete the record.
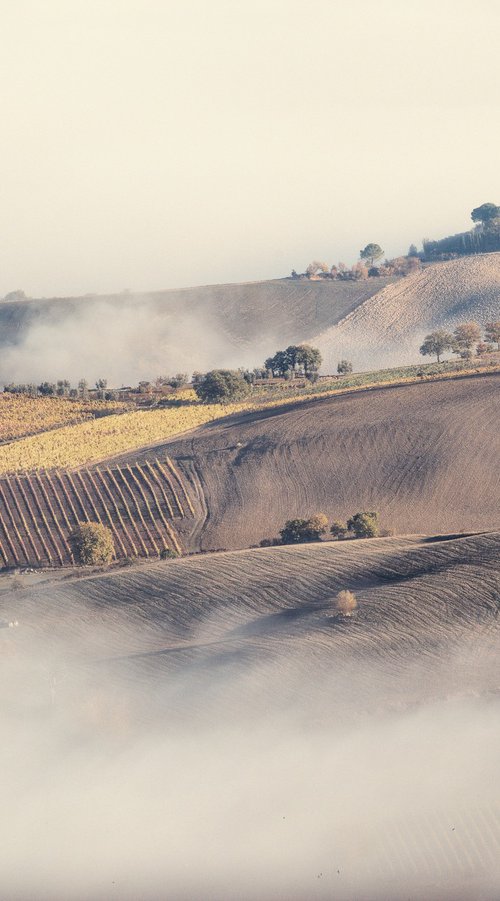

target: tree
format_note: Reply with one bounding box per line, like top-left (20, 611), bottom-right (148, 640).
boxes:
top-left (336, 590), bottom-right (357, 616)
top-left (452, 321), bottom-right (481, 358)
top-left (293, 344), bottom-right (322, 377)
top-left (485, 321), bottom-right (500, 350)
top-left (471, 203), bottom-right (500, 226)
top-left (69, 522), bottom-right (114, 565)
top-left (347, 511), bottom-right (379, 539)
top-left (408, 244), bottom-right (419, 258)
top-left (280, 513), bottom-right (328, 544)
top-left (193, 369), bottom-right (251, 404)
top-left (330, 521), bottom-right (348, 539)
top-left (419, 329), bottom-right (454, 363)
top-left (3, 290), bottom-right (27, 302)
top-left (337, 359), bottom-right (353, 375)
top-left (360, 244), bottom-right (384, 266)
top-left (306, 260), bottom-right (329, 278)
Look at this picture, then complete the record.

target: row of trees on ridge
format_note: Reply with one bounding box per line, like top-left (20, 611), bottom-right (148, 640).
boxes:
top-left (420, 321), bottom-right (500, 363)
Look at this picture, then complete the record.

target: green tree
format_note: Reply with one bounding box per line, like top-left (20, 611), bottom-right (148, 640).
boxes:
top-left (337, 359), bottom-right (353, 375)
top-left (293, 344), bottom-right (322, 377)
top-left (419, 329), bottom-right (454, 363)
top-left (452, 321), bottom-right (482, 359)
top-left (408, 244), bottom-right (419, 257)
top-left (485, 320), bottom-right (500, 349)
top-left (360, 243), bottom-right (384, 266)
top-left (347, 511), bottom-right (379, 539)
top-left (280, 513), bottom-right (328, 544)
top-left (69, 522), bottom-right (114, 565)
top-left (330, 520), bottom-right (348, 539)
top-left (471, 202), bottom-right (500, 226)
top-left (193, 369), bottom-right (251, 404)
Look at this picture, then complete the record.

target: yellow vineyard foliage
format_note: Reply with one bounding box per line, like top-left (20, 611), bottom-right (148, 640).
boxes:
top-left (0, 365), bottom-right (497, 474)
top-left (0, 394), bottom-right (130, 443)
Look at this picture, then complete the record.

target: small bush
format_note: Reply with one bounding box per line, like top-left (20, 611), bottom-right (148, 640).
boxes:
top-left (160, 547), bottom-right (178, 560)
top-left (337, 359), bottom-right (353, 375)
top-left (69, 522), bottom-right (114, 565)
top-left (336, 590), bottom-right (357, 616)
top-left (193, 370), bottom-right (251, 404)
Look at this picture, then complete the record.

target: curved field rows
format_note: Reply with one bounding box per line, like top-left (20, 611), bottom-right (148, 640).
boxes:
top-left (2, 533), bottom-right (500, 896)
top-left (2, 532), bottom-right (499, 699)
top-left (129, 373), bottom-right (500, 552)
top-left (314, 253), bottom-right (500, 371)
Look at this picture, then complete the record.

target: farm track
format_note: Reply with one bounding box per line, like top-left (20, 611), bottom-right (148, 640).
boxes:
top-left (0, 459), bottom-right (196, 566)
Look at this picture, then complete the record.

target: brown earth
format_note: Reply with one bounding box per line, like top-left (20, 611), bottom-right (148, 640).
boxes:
top-left (121, 372), bottom-right (500, 552)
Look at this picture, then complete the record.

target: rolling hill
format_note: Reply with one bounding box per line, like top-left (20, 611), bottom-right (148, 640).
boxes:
top-left (1, 253), bottom-right (500, 383)
top-left (2, 533), bottom-right (500, 899)
top-left (122, 372), bottom-right (500, 553)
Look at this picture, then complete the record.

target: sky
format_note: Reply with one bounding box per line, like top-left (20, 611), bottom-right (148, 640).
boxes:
top-left (1, 0), bottom-right (499, 298)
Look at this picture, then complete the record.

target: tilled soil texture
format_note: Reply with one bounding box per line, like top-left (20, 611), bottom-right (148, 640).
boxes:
top-left (124, 373), bottom-right (500, 552)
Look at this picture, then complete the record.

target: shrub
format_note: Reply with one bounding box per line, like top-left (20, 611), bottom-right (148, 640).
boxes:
top-left (330, 520), bottom-right (348, 539)
top-left (160, 547), bottom-right (178, 560)
top-left (347, 511), bottom-right (380, 539)
top-left (69, 522), bottom-right (114, 565)
top-left (337, 359), bottom-right (353, 375)
top-left (193, 370), bottom-right (252, 404)
top-left (336, 590), bottom-right (357, 616)
top-left (280, 513), bottom-right (328, 544)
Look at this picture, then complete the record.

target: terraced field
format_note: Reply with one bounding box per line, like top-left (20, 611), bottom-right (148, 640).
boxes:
top-left (0, 458), bottom-right (194, 565)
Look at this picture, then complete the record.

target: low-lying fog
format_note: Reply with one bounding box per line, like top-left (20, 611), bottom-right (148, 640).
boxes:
top-left (2, 600), bottom-right (500, 901)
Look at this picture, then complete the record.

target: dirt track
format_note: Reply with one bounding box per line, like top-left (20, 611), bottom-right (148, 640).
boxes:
top-left (125, 373), bottom-right (500, 552)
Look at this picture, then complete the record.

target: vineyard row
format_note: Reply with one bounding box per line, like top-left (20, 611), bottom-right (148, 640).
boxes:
top-left (0, 458), bottom-right (193, 567)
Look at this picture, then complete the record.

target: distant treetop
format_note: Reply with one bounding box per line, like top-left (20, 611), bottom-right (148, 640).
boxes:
top-left (471, 202), bottom-right (500, 225)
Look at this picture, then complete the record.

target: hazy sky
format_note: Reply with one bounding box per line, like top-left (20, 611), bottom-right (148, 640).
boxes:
top-left (2, 0), bottom-right (499, 297)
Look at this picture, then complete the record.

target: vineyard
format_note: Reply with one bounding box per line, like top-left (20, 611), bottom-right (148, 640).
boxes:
top-left (0, 457), bottom-right (194, 567)
top-left (0, 393), bottom-right (131, 443)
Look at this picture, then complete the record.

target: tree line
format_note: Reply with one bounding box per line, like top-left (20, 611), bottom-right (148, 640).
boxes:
top-left (420, 321), bottom-right (500, 363)
top-left (260, 510), bottom-right (383, 547)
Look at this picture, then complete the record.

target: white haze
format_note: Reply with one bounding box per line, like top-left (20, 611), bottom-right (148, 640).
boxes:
top-left (0, 300), bottom-right (258, 387)
top-left (2, 601), bottom-right (500, 900)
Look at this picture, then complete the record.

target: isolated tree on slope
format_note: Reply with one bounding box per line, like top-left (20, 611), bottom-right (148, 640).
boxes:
top-left (69, 522), bottom-right (114, 565)
top-left (360, 244), bottom-right (384, 266)
top-left (419, 329), bottom-right (454, 363)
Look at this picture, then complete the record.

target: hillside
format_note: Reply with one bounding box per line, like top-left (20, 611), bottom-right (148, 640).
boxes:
top-left (3, 531), bottom-right (499, 707)
top-left (1, 255), bottom-right (500, 382)
top-left (314, 253), bottom-right (500, 371)
top-left (3, 530), bottom-right (500, 898)
top-left (124, 372), bottom-right (500, 552)
top-left (0, 277), bottom-right (389, 386)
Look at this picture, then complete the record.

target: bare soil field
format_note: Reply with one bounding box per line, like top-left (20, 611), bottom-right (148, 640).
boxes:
top-left (314, 253), bottom-right (500, 371)
top-left (2, 531), bottom-right (499, 707)
top-left (2, 532), bottom-right (499, 898)
top-left (123, 372), bottom-right (500, 552)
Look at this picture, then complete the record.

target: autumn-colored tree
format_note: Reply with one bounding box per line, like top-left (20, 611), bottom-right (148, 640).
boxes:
top-left (485, 321), bottom-right (500, 349)
top-left (347, 511), bottom-right (380, 539)
top-left (69, 522), bottom-right (114, 565)
top-left (280, 513), bottom-right (328, 544)
top-left (335, 590), bottom-right (357, 616)
top-left (452, 321), bottom-right (482, 358)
